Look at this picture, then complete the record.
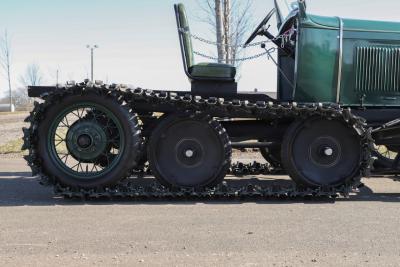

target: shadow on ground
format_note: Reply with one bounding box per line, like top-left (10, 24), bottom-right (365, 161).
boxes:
top-left (1, 172), bottom-right (400, 207)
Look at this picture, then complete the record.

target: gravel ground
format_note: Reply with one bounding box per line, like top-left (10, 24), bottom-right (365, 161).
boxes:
top-left (0, 112), bottom-right (28, 146)
top-left (1, 112), bottom-right (400, 266)
top-left (1, 157), bottom-right (400, 267)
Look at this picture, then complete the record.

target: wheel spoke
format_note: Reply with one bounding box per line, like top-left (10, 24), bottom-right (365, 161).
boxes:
top-left (55, 140), bottom-right (65, 147)
top-left (49, 104), bottom-right (125, 178)
top-left (71, 111), bottom-right (81, 120)
top-left (91, 163), bottom-right (97, 172)
top-left (59, 154), bottom-right (68, 162)
top-left (63, 154), bottom-right (69, 164)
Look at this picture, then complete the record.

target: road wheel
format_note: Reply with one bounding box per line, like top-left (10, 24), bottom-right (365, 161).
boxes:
top-left (37, 91), bottom-right (141, 188)
top-left (281, 117), bottom-right (362, 188)
top-left (148, 114), bottom-right (232, 189)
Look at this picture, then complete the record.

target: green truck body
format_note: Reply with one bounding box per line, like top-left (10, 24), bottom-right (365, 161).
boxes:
top-left (294, 6), bottom-right (400, 107)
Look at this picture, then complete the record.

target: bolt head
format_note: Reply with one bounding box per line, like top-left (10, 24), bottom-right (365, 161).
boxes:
top-left (324, 148), bottom-right (334, 156)
top-left (185, 150), bottom-right (194, 158)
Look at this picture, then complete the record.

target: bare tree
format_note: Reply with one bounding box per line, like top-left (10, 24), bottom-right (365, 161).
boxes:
top-left (19, 63), bottom-right (43, 86)
top-left (215, 0), bottom-right (225, 63)
top-left (0, 30), bottom-right (13, 107)
top-left (196, 0), bottom-right (253, 65)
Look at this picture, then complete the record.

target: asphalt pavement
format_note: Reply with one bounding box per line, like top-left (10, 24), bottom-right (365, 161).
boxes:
top-left (1, 157), bottom-right (400, 266)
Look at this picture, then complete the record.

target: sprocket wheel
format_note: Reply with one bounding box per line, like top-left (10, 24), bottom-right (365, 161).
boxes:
top-left (281, 117), bottom-right (363, 188)
top-left (148, 114), bottom-right (232, 189)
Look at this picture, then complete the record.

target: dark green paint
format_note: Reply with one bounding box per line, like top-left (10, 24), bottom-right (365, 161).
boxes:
top-left (175, 3), bottom-right (236, 81)
top-left (295, 27), bottom-right (339, 103)
top-left (48, 103), bottom-right (125, 180)
top-left (66, 121), bottom-right (108, 161)
top-left (190, 63), bottom-right (236, 79)
top-left (294, 2), bottom-right (400, 107)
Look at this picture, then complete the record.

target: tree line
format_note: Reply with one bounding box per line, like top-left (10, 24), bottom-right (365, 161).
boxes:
top-left (0, 30), bottom-right (48, 110)
top-left (0, 1), bottom-right (254, 110)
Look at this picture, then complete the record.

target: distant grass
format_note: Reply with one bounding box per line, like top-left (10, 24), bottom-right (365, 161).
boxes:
top-left (0, 139), bottom-right (24, 154)
top-left (0, 111), bottom-right (28, 116)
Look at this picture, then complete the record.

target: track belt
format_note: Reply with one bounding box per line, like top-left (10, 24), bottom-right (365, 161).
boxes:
top-left (22, 83), bottom-right (374, 199)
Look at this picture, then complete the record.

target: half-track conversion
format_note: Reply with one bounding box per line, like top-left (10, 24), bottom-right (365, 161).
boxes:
top-left (22, 0), bottom-right (400, 198)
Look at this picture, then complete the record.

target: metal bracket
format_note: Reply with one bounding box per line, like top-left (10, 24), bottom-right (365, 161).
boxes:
top-left (336, 17), bottom-right (344, 103)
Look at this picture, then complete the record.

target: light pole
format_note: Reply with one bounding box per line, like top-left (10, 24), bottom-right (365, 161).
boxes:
top-left (86, 45), bottom-right (98, 82)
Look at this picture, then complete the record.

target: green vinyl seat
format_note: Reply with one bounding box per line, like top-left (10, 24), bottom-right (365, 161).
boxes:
top-left (190, 63), bottom-right (236, 80)
top-left (175, 3), bottom-right (236, 82)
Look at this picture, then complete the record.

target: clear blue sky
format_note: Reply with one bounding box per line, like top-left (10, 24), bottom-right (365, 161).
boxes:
top-left (0, 0), bottom-right (399, 97)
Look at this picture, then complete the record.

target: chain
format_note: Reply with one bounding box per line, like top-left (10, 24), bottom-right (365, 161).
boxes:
top-left (193, 48), bottom-right (276, 63)
top-left (179, 28), bottom-right (271, 48)
top-left (179, 27), bottom-right (295, 49)
top-left (180, 27), bottom-right (295, 62)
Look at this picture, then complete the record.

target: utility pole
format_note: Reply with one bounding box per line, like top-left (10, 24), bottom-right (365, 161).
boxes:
top-left (86, 45), bottom-right (98, 81)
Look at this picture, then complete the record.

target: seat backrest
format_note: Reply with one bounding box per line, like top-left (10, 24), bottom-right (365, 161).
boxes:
top-left (174, 4), bottom-right (194, 72)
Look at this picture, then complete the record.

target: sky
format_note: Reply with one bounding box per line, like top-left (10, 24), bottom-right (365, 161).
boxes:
top-left (0, 0), bottom-right (400, 97)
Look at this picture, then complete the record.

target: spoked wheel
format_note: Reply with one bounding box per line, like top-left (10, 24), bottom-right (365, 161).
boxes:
top-left (281, 117), bottom-right (362, 188)
top-left (259, 142), bottom-right (282, 168)
top-left (373, 145), bottom-right (399, 171)
top-left (37, 92), bottom-right (141, 188)
top-left (148, 114), bottom-right (232, 189)
top-left (69, 110), bottom-right (120, 167)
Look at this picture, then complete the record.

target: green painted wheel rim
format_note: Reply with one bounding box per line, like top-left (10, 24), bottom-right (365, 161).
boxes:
top-left (48, 102), bottom-right (125, 180)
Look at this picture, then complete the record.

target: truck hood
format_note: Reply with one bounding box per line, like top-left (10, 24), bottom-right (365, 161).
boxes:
top-left (307, 14), bottom-right (400, 33)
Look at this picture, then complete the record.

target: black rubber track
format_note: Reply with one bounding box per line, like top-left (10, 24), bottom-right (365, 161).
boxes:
top-left (32, 87), bottom-right (142, 188)
top-left (148, 114), bottom-right (232, 189)
top-left (22, 83), bottom-right (373, 199)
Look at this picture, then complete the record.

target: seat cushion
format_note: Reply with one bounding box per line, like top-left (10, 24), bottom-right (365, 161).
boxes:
top-left (189, 63), bottom-right (236, 80)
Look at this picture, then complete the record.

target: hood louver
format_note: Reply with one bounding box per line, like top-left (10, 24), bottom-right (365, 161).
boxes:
top-left (355, 46), bottom-right (400, 93)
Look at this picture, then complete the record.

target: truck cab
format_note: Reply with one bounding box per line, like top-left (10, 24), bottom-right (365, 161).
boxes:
top-left (274, 0), bottom-right (400, 109)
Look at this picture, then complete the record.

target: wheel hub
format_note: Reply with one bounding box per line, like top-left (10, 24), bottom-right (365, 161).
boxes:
top-left (66, 121), bottom-right (108, 161)
top-left (309, 137), bottom-right (341, 168)
top-left (77, 134), bottom-right (93, 149)
top-left (176, 139), bottom-right (204, 167)
top-left (324, 147), bottom-right (334, 157)
top-left (185, 149), bottom-right (195, 158)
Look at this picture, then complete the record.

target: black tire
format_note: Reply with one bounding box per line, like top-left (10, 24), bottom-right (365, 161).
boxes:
top-left (259, 142), bottom-right (282, 168)
top-left (281, 117), bottom-right (362, 188)
top-left (148, 114), bottom-right (232, 189)
top-left (37, 90), bottom-right (141, 188)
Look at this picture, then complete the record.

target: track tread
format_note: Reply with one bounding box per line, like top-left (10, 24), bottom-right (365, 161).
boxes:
top-left (22, 82), bottom-right (373, 199)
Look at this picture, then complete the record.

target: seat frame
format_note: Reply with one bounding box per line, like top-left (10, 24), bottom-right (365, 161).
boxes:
top-left (174, 4), bottom-right (237, 96)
